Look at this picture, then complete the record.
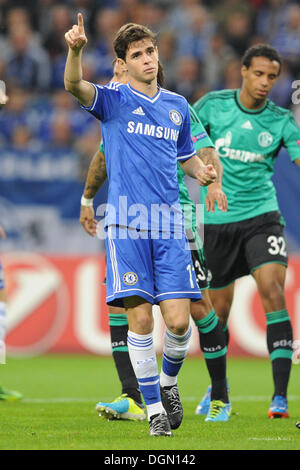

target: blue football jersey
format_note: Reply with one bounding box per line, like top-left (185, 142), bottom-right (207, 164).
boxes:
top-left (81, 82), bottom-right (196, 232)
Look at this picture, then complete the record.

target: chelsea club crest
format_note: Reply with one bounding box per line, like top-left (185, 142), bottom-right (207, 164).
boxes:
top-left (123, 272), bottom-right (139, 286)
top-left (169, 110), bottom-right (182, 126)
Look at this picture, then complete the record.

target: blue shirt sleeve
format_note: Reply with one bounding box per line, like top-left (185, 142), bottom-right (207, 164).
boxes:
top-left (177, 99), bottom-right (196, 161)
top-left (80, 82), bottom-right (122, 122)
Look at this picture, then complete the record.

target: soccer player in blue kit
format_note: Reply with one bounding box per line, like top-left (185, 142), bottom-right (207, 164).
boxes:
top-left (81, 62), bottom-right (230, 425)
top-left (64, 15), bottom-right (217, 436)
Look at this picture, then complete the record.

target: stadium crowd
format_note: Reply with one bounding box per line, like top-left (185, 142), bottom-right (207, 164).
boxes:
top-left (0, 0), bottom-right (300, 176)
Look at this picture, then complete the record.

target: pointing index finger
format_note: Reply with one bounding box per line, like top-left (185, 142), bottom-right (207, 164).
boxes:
top-left (78, 12), bottom-right (84, 33)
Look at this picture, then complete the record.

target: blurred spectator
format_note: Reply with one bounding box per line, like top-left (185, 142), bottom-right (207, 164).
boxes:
top-left (49, 114), bottom-right (73, 150)
top-left (37, 88), bottom-right (98, 145)
top-left (175, 5), bottom-right (215, 60)
top-left (42, 5), bottom-right (72, 60)
top-left (223, 11), bottom-right (253, 57)
top-left (2, 23), bottom-right (51, 91)
top-left (271, 3), bottom-right (300, 75)
top-left (116, 0), bottom-right (150, 24)
top-left (173, 56), bottom-right (202, 102)
top-left (202, 31), bottom-right (237, 89)
top-left (91, 8), bottom-right (124, 79)
top-left (268, 61), bottom-right (294, 108)
top-left (165, 0), bottom-right (205, 32)
top-left (51, 46), bottom-right (98, 89)
top-left (213, 0), bottom-right (255, 31)
top-left (255, 0), bottom-right (288, 41)
top-left (11, 125), bottom-right (40, 151)
top-left (134, 1), bottom-right (167, 33)
top-left (0, 87), bottom-right (30, 142)
top-left (157, 30), bottom-right (178, 90)
top-left (220, 58), bottom-right (242, 90)
top-left (36, 89), bottom-right (74, 144)
top-left (5, 6), bottom-right (32, 31)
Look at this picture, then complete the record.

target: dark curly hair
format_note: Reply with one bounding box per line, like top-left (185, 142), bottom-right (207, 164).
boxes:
top-left (241, 44), bottom-right (282, 76)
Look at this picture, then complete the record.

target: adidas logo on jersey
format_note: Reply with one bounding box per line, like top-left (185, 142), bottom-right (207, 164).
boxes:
top-left (241, 120), bottom-right (253, 130)
top-left (132, 106), bottom-right (145, 116)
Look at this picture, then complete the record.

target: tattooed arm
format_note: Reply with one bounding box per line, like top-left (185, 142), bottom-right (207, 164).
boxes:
top-left (83, 149), bottom-right (107, 198)
top-left (80, 149), bottom-right (107, 237)
top-left (197, 147), bottom-right (227, 213)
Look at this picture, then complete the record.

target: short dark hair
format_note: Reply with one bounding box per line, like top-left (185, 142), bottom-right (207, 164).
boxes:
top-left (113, 23), bottom-right (156, 61)
top-left (241, 44), bottom-right (282, 75)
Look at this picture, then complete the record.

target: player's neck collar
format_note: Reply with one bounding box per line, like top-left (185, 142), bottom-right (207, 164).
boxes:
top-left (235, 89), bottom-right (268, 114)
top-left (127, 83), bottom-right (161, 103)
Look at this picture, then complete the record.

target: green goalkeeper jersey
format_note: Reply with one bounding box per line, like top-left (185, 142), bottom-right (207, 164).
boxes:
top-left (193, 89), bottom-right (300, 224)
top-left (99, 104), bottom-right (214, 232)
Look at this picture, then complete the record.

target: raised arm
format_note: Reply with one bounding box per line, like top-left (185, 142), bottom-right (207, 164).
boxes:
top-left (80, 149), bottom-right (107, 237)
top-left (64, 13), bottom-right (95, 107)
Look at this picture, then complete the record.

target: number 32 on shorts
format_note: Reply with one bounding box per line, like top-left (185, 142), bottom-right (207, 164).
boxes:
top-left (267, 235), bottom-right (287, 257)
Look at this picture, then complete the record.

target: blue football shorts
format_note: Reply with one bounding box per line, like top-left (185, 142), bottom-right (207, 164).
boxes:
top-left (105, 226), bottom-right (202, 307)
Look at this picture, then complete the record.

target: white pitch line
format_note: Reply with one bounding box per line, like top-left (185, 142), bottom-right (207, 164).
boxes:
top-left (248, 437), bottom-right (291, 441)
top-left (184, 395), bottom-right (299, 402)
top-left (22, 395), bottom-right (300, 404)
top-left (23, 398), bottom-right (99, 403)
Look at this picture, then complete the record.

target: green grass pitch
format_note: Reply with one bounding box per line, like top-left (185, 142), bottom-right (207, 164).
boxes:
top-left (0, 354), bottom-right (299, 450)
